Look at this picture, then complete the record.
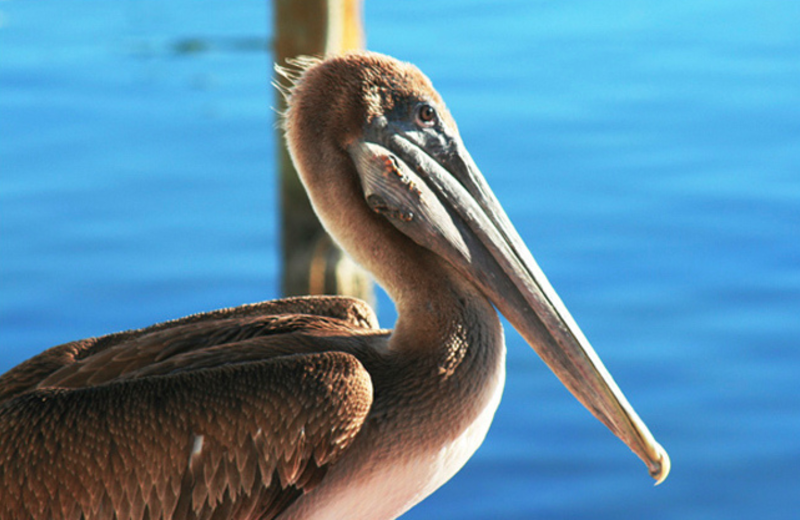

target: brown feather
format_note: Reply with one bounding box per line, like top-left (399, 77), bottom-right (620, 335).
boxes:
top-left (0, 297), bottom-right (377, 519)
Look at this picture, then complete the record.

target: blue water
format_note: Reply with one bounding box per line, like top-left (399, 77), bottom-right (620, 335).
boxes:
top-left (2, 1), bottom-right (799, 518)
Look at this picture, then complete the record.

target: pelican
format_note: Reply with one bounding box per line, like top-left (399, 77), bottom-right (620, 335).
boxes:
top-left (0, 52), bottom-right (669, 519)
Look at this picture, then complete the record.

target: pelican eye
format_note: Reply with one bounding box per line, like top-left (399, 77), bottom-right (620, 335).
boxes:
top-left (415, 103), bottom-right (437, 127)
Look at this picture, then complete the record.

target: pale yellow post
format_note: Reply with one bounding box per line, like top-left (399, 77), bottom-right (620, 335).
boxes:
top-left (273, 0), bottom-right (373, 303)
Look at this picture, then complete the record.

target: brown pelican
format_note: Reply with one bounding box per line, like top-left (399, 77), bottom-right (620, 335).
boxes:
top-left (0, 52), bottom-right (668, 519)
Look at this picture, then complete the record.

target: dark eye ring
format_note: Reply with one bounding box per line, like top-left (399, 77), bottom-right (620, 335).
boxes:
top-left (415, 103), bottom-right (437, 127)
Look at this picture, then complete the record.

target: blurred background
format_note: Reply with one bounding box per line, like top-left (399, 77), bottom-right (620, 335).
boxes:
top-left (1, 1), bottom-right (799, 518)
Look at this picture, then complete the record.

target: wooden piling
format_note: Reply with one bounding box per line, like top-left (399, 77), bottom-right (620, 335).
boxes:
top-left (273, 0), bottom-right (374, 304)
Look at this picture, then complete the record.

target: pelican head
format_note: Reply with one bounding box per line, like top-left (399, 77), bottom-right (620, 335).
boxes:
top-left (284, 51), bottom-right (669, 483)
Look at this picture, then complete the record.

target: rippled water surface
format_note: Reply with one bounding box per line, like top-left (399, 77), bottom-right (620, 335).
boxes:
top-left (2, 1), bottom-right (799, 518)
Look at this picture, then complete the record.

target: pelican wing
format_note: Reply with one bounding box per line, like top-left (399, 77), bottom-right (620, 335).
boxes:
top-left (0, 297), bottom-right (378, 519)
top-left (0, 296), bottom-right (378, 402)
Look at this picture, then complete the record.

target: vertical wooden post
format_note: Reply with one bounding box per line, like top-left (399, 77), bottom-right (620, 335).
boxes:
top-left (273, 0), bottom-right (374, 304)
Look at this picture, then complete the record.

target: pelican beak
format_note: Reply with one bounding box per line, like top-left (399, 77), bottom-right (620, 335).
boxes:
top-left (348, 124), bottom-right (670, 484)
